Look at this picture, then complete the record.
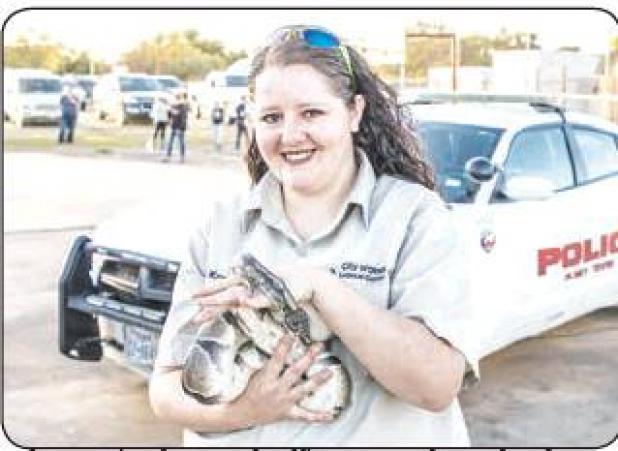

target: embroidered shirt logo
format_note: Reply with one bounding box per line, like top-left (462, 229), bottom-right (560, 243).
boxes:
top-left (329, 261), bottom-right (386, 282)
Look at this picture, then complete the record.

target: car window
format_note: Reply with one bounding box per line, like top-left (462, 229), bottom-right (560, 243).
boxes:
top-left (119, 77), bottom-right (158, 92)
top-left (503, 126), bottom-right (575, 191)
top-left (225, 75), bottom-right (248, 87)
top-left (18, 78), bottom-right (62, 94)
top-left (571, 127), bottom-right (618, 181)
top-left (416, 121), bottom-right (503, 203)
top-left (156, 78), bottom-right (180, 90)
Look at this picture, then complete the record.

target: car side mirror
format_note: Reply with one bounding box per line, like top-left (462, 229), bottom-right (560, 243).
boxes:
top-left (499, 175), bottom-right (555, 201)
top-left (464, 156), bottom-right (498, 183)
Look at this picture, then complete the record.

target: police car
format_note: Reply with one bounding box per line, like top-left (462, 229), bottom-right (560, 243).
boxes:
top-left (409, 101), bottom-right (618, 356)
top-left (58, 101), bottom-right (618, 369)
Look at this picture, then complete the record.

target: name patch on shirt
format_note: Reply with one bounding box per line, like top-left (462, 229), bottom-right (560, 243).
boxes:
top-left (329, 261), bottom-right (386, 282)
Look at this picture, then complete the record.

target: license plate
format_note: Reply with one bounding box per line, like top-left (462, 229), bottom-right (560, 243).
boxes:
top-left (123, 325), bottom-right (159, 366)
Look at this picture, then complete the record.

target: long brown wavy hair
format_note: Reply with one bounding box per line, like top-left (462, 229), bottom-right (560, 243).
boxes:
top-left (245, 34), bottom-right (435, 190)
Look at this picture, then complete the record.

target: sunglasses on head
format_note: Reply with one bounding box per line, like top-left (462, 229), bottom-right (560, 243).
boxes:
top-left (266, 25), bottom-right (356, 92)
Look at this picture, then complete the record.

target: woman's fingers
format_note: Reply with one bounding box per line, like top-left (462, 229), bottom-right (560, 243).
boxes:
top-left (192, 276), bottom-right (247, 298)
top-left (280, 342), bottom-right (323, 388)
top-left (194, 284), bottom-right (246, 308)
top-left (289, 367), bottom-right (333, 400)
top-left (193, 282), bottom-right (273, 310)
top-left (287, 404), bottom-right (334, 423)
top-left (263, 334), bottom-right (295, 379)
top-left (190, 306), bottom-right (218, 324)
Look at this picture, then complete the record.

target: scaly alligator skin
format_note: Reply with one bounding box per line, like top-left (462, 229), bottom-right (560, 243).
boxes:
top-left (181, 254), bottom-right (351, 417)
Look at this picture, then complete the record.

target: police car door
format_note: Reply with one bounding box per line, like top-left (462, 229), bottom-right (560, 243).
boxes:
top-left (565, 123), bottom-right (618, 310)
top-left (480, 123), bottom-right (580, 353)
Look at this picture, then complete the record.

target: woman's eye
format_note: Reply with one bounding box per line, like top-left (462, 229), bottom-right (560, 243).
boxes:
top-left (302, 109), bottom-right (323, 119)
top-left (260, 113), bottom-right (281, 124)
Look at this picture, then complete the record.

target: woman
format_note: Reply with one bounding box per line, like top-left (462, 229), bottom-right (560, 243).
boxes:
top-left (149, 25), bottom-right (477, 447)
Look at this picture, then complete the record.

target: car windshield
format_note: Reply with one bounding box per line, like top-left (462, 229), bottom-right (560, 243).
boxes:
top-left (225, 75), bottom-right (248, 87)
top-left (19, 78), bottom-right (62, 94)
top-left (119, 77), bottom-right (158, 92)
top-left (156, 78), bottom-right (180, 90)
top-left (416, 121), bottom-right (503, 203)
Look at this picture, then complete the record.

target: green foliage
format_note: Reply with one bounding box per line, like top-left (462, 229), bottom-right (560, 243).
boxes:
top-left (4, 35), bottom-right (110, 74)
top-left (121, 29), bottom-right (248, 80)
top-left (4, 36), bottom-right (64, 71)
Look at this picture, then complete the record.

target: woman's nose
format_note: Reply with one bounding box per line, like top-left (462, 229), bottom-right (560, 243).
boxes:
top-left (280, 118), bottom-right (306, 145)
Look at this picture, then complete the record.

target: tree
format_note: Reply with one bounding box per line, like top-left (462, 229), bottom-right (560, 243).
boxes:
top-left (3, 36), bottom-right (64, 71)
top-left (122, 30), bottom-right (248, 80)
top-left (4, 35), bottom-right (110, 74)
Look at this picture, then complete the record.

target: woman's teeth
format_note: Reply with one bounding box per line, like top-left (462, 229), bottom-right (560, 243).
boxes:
top-left (282, 150), bottom-right (314, 163)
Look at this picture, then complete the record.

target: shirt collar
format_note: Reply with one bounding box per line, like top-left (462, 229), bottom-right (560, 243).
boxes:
top-left (241, 149), bottom-right (376, 232)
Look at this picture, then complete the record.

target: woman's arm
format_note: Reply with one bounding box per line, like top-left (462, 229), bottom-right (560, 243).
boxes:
top-left (310, 272), bottom-right (465, 412)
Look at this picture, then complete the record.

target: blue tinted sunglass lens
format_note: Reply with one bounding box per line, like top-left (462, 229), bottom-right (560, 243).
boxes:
top-left (302, 29), bottom-right (340, 48)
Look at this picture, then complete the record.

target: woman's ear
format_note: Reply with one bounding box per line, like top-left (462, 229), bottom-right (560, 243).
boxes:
top-left (349, 94), bottom-right (365, 133)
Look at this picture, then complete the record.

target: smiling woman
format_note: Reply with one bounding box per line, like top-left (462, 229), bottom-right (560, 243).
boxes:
top-left (147, 24), bottom-right (477, 448)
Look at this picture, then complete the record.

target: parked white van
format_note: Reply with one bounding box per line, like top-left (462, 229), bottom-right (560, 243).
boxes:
top-left (3, 68), bottom-right (62, 126)
top-left (190, 58), bottom-right (249, 120)
top-left (92, 73), bottom-right (159, 125)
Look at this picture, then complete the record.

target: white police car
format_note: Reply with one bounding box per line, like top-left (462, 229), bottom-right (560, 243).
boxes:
top-left (58, 101), bottom-right (618, 369)
top-left (410, 101), bottom-right (618, 356)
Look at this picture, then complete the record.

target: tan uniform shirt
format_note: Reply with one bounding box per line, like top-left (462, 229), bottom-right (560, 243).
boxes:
top-left (154, 150), bottom-right (479, 447)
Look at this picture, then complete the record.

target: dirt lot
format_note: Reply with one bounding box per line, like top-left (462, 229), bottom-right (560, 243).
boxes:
top-left (2, 135), bottom-right (618, 448)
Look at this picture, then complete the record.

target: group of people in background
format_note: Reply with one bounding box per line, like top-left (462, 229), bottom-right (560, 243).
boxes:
top-left (208, 95), bottom-right (249, 153)
top-left (151, 93), bottom-right (248, 163)
top-left (58, 87), bottom-right (247, 160)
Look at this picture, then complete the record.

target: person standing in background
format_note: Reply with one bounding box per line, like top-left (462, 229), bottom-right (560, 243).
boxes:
top-left (165, 92), bottom-right (189, 163)
top-left (210, 100), bottom-right (224, 151)
top-left (58, 86), bottom-right (78, 144)
top-left (234, 95), bottom-right (249, 151)
top-left (151, 95), bottom-right (170, 153)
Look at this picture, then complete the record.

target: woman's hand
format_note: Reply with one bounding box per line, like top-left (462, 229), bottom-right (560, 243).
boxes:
top-left (234, 334), bottom-right (335, 426)
top-left (191, 276), bottom-right (273, 323)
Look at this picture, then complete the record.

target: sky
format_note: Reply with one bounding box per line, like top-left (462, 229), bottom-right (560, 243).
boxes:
top-left (3, 8), bottom-right (617, 63)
